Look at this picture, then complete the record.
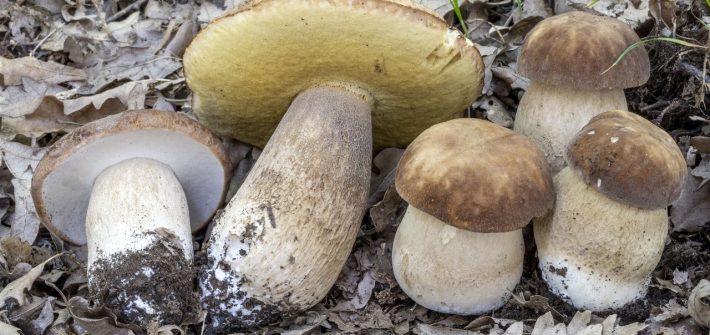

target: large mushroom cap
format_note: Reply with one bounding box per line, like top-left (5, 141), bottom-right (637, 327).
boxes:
top-left (183, 0), bottom-right (484, 149)
top-left (566, 110), bottom-right (686, 209)
top-left (517, 11), bottom-right (649, 90)
top-left (32, 110), bottom-right (231, 245)
top-left (395, 118), bottom-right (554, 233)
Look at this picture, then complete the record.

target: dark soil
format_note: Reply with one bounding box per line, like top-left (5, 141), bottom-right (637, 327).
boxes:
top-left (88, 230), bottom-right (198, 327)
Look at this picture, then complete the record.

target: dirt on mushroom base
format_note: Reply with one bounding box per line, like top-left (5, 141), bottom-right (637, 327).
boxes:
top-left (88, 231), bottom-right (199, 327)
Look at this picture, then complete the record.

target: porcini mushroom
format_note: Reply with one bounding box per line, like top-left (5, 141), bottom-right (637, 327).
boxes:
top-left (183, 0), bottom-right (484, 329)
top-left (31, 110), bottom-right (230, 326)
top-left (534, 110), bottom-right (686, 310)
top-left (392, 118), bottom-right (554, 314)
top-left (514, 11), bottom-right (650, 173)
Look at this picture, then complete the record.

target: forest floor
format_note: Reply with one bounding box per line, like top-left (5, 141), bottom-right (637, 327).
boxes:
top-left (0, 0), bottom-right (708, 334)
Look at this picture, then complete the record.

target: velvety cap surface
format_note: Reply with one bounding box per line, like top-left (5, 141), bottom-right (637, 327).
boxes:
top-left (395, 118), bottom-right (554, 233)
top-left (567, 110), bottom-right (686, 209)
top-left (32, 110), bottom-right (231, 245)
top-left (184, 0), bottom-right (484, 149)
top-left (517, 11), bottom-right (649, 90)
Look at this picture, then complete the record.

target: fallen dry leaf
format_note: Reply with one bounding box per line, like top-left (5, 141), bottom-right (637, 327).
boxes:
top-left (0, 321), bottom-right (21, 335)
top-left (0, 56), bottom-right (86, 86)
top-left (67, 296), bottom-right (139, 335)
top-left (8, 178), bottom-right (41, 244)
top-left (0, 253), bottom-right (61, 307)
top-left (670, 168), bottom-right (710, 233)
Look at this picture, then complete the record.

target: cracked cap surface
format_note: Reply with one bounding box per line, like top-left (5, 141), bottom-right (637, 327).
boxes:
top-left (517, 11), bottom-right (649, 90)
top-left (184, 0), bottom-right (484, 149)
top-left (567, 110), bottom-right (686, 209)
top-left (395, 118), bottom-right (554, 233)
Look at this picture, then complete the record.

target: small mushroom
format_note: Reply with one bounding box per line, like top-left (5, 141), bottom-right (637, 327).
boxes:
top-left (534, 110), bottom-right (686, 311)
top-left (514, 11), bottom-right (650, 173)
top-left (392, 118), bottom-right (554, 314)
top-left (183, 0), bottom-right (485, 329)
top-left (31, 110), bottom-right (230, 326)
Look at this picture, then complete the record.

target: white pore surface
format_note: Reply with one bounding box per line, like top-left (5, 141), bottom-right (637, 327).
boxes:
top-left (392, 206), bottom-right (524, 315)
top-left (86, 158), bottom-right (192, 265)
top-left (41, 130), bottom-right (226, 245)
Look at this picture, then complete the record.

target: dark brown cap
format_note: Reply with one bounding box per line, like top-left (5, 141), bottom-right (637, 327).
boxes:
top-left (567, 110), bottom-right (686, 209)
top-left (395, 118), bottom-right (554, 233)
top-left (517, 11), bottom-right (650, 90)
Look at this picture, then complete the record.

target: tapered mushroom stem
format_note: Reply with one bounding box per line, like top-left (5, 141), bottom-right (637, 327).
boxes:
top-left (392, 206), bottom-right (524, 314)
top-left (202, 86), bottom-right (372, 329)
top-left (86, 158), bottom-right (195, 326)
top-left (514, 82), bottom-right (627, 173)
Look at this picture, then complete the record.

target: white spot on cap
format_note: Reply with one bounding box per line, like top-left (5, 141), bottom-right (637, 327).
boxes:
top-left (587, 130), bottom-right (596, 135)
top-left (610, 137), bottom-right (619, 143)
top-left (597, 179), bottom-right (602, 188)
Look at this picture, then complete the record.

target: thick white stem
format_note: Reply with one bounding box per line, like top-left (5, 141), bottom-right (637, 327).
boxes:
top-left (392, 206), bottom-right (524, 315)
top-left (202, 86), bottom-right (371, 329)
top-left (534, 167), bottom-right (667, 310)
top-left (514, 82), bottom-right (627, 173)
top-left (86, 157), bottom-right (194, 325)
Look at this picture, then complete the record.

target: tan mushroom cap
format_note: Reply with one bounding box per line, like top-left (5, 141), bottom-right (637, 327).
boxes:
top-left (183, 0), bottom-right (484, 149)
top-left (566, 110), bottom-right (686, 209)
top-left (395, 118), bottom-right (554, 233)
top-left (32, 110), bottom-right (231, 245)
top-left (517, 11), bottom-right (649, 90)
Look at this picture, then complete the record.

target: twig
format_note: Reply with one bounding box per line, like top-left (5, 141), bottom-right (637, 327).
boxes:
top-left (106, 0), bottom-right (148, 22)
top-left (680, 62), bottom-right (710, 83)
top-left (30, 28), bottom-right (57, 58)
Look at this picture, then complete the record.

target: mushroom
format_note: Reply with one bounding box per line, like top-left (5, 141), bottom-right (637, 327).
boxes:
top-left (534, 110), bottom-right (686, 311)
top-left (514, 11), bottom-right (650, 173)
top-left (31, 110), bottom-right (230, 326)
top-left (183, 0), bottom-right (484, 329)
top-left (392, 118), bottom-right (554, 314)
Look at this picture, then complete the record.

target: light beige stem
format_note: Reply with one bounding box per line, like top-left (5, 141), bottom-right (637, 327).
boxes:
top-left (514, 82), bottom-right (627, 173)
top-left (392, 206), bottom-right (524, 315)
top-left (202, 86), bottom-right (372, 329)
top-left (534, 167), bottom-right (667, 310)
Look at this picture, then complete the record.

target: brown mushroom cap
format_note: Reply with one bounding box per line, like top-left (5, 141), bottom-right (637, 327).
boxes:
top-left (566, 110), bottom-right (686, 209)
top-left (32, 110), bottom-right (231, 245)
top-left (517, 11), bottom-right (649, 90)
top-left (395, 118), bottom-right (554, 233)
top-left (183, 0), bottom-right (484, 149)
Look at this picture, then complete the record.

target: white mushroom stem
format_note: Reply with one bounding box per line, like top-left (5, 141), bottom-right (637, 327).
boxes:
top-left (202, 86), bottom-right (371, 328)
top-left (534, 167), bottom-right (667, 311)
top-left (392, 206), bottom-right (524, 315)
top-left (86, 157), bottom-right (193, 324)
top-left (514, 82), bottom-right (627, 173)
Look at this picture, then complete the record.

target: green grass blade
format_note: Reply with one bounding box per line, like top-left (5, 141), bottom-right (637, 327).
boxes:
top-left (602, 37), bottom-right (707, 74)
top-left (449, 0), bottom-right (469, 35)
top-left (587, 0), bottom-right (600, 7)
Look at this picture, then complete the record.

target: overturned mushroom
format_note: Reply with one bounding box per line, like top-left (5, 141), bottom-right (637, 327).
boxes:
top-left (183, 0), bottom-right (484, 330)
top-left (393, 118), bottom-right (554, 314)
top-left (534, 110), bottom-right (686, 310)
top-left (31, 110), bottom-right (230, 326)
top-left (514, 11), bottom-right (650, 173)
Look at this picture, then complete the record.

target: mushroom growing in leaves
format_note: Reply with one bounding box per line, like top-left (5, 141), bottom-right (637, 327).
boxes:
top-left (392, 118), bottom-right (554, 314)
top-left (534, 110), bottom-right (686, 310)
top-left (31, 110), bottom-right (230, 326)
top-left (183, 0), bottom-right (484, 330)
top-left (514, 11), bottom-right (650, 173)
